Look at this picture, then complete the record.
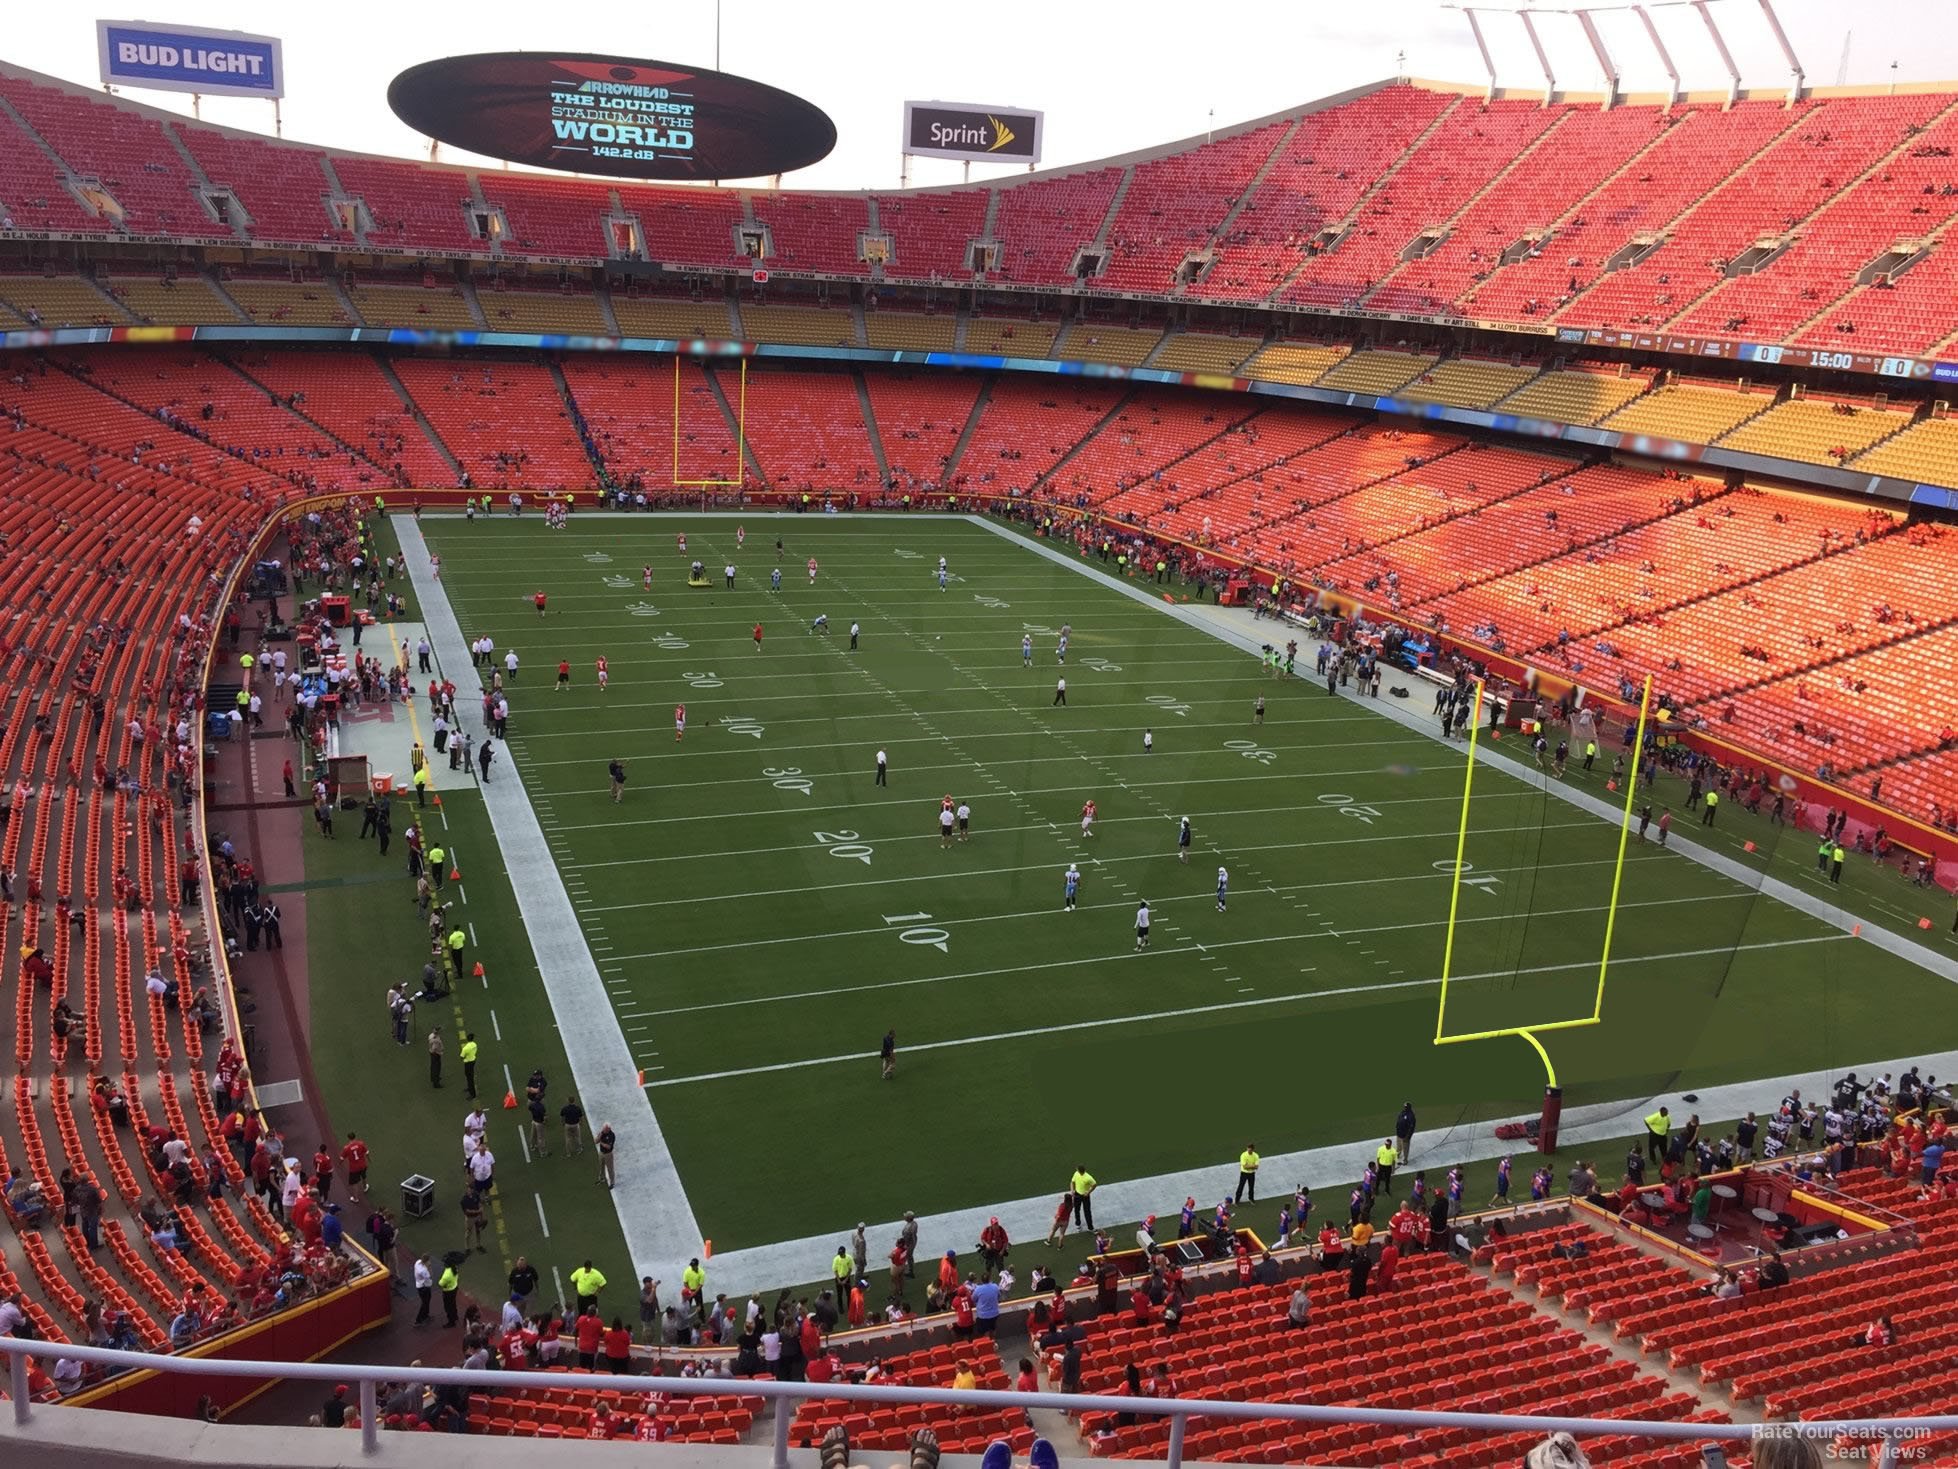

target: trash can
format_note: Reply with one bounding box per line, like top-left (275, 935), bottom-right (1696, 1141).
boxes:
top-left (401, 1173), bottom-right (436, 1220)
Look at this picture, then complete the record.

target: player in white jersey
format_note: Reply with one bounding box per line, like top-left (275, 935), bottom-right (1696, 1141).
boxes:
top-left (937, 567), bottom-right (948, 590)
top-left (956, 802), bottom-right (970, 842)
top-left (1135, 901), bottom-right (1151, 950)
top-left (642, 565), bottom-right (653, 591)
top-left (1216, 867), bottom-right (1229, 912)
top-left (1022, 635), bottom-right (1033, 667)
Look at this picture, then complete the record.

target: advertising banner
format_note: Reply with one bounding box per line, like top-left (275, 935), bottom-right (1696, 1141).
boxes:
top-left (903, 101), bottom-right (1042, 166)
top-left (96, 19), bottom-right (283, 98)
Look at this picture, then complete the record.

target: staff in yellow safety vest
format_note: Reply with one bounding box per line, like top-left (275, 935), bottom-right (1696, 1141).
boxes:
top-left (1235, 1143), bottom-right (1261, 1204)
top-left (1644, 1106), bottom-right (1671, 1163)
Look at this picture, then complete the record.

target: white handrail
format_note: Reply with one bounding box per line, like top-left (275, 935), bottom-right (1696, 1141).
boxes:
top-left (2, 1337), bottom-right (1949, 1467)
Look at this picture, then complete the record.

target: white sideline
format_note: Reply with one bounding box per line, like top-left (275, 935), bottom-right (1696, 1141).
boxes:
top-left (396, 518), bottom-right (702, 1285)
top-left (701, 1045), bottom-right (1958, 1297)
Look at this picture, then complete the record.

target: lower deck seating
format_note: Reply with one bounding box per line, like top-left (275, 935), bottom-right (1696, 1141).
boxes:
top-left (792, 1341), bottom-right (1027, 1452)
top-left (1058, 1251), bottom-right (1721, 1467)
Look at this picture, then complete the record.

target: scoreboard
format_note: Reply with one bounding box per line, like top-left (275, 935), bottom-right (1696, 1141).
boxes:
top-left (387, 53), bottom-right (836, 182)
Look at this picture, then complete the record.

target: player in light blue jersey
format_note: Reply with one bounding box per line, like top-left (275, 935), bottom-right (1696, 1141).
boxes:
top-left (1216, 866), bottom-right (1229, 912)
top-left (1022, 635), bottom-right (1033, 667)
top-left (1063, 863), bottom-right (1080, 911)
top-left (937, 567), bottom-right (948, 590)
top-left (770, 567), bottom-right (782, 591)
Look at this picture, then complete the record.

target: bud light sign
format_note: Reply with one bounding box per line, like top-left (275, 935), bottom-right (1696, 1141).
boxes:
top-left (97, 20), bottom-right (284, 100)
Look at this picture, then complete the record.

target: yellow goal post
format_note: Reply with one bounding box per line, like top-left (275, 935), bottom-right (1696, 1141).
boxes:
top-left (671, 354), bottom-right (748, 488)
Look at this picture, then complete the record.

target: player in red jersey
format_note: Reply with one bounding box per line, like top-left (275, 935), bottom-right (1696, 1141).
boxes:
top-left (675, 704), bottom-right (686, 742)
top-left (556, 658), bottom-right (572, 693)
top-left (534, 590), bottom-right (547, 617)
top-left (753, 622), bottom-right (764, 652)
top-left (642, 564), bottom-right (653, 591)
top-left (1081, 799), bottom-right (1098, 837)
top-left (807, 556), bottom-right (819, 584)
top-left (677, 532), bottom-right (688, 554)
top-left (595, 655), bottom-right (609, 692)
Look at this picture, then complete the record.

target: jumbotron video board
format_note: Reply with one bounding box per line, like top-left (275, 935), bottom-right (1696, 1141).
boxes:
top-left (386, 53), bottom-right (836, 180)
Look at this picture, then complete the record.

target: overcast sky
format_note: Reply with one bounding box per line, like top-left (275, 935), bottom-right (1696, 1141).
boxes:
top-left (8, 1), bottom-right (1956, 188)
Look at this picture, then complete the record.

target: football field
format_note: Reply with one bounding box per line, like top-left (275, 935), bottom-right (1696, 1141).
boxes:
top-left (421, 512), bottom-right (1958, 1266)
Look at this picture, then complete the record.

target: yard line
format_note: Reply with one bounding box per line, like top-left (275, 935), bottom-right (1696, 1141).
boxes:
top-left (535, 1193), bottom-right (552, 1240)
top-left (490, 1009), bottom-right (502, 1042)
top-left (558, 788), bottom-right (1551, 871)
top-left (544, 775), bottom-right (1535, 834)
top-left (508, 690), bottom-right (1395, 725)
top-left (581, 818), bottom-right (1600, 912)
top-left (515, 728), bottom-right (1424, 771)
top-left (643, 933), bottom-right (1848, 1088)
top-left (560, 745), bottom-right (1454, 800)
top-left (634, 888), bottom-right (1763, 1019)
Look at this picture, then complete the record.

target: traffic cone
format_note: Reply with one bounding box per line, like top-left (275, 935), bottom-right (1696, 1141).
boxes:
top-left (636, 1070), bottom-right (645, 1086)
top-left (1606, 780), bottom-right (1617, 792)
top-left (502, 1090), bottom-right (517, 1109)
top-left (1920, 917), bottom-right (1935, 930)
top-left (472, 962), bottom-right (485, 982)
top-left (702, 1239), bottom-right (713, 1260)
top-left (432, 795), bottom-right (442, 808)
top-left (1852, 924), bottom-right (1863, 937)
top-left (450, 868), bottom-right (461, 882)
top-left (1743, 841), bottom-right (1757, 854)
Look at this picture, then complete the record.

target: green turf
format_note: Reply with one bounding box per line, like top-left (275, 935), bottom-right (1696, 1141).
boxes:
top-left (295, 516), bottom-right (633, 1311)
top-left (381, 513), bottom-right (1958, 1262)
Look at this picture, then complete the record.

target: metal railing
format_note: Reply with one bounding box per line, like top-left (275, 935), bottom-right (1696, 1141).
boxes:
top-left (3, 1338), bottom-right (1951, 1467)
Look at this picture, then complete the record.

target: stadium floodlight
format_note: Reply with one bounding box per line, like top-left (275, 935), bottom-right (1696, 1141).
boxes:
top-left (1432, 675), bottom-right (1655, 1095)
top-left (671, 354), bottom-right (748, 488)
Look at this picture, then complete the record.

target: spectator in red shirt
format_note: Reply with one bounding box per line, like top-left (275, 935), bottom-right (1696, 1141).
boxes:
top-left (603, 1317), bottom-right (633, 1373)
top-left (1128, 1283), bottom-right (1153, 1326)
top-left (311, 1144), bottom-right (334, 1202)
top-left (1014, 1358), bottom-right (1038, 1392)
top-left (1318, 1225), bottom-right (1344, 1271)
top-left (1377, 1241), bottom-right (1400, 1290)
top-left (575, 1310), bottom-right (604, 1370)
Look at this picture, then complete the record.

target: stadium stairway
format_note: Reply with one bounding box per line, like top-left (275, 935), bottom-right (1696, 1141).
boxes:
top-left (373, 358), bottom-right (466, 484)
